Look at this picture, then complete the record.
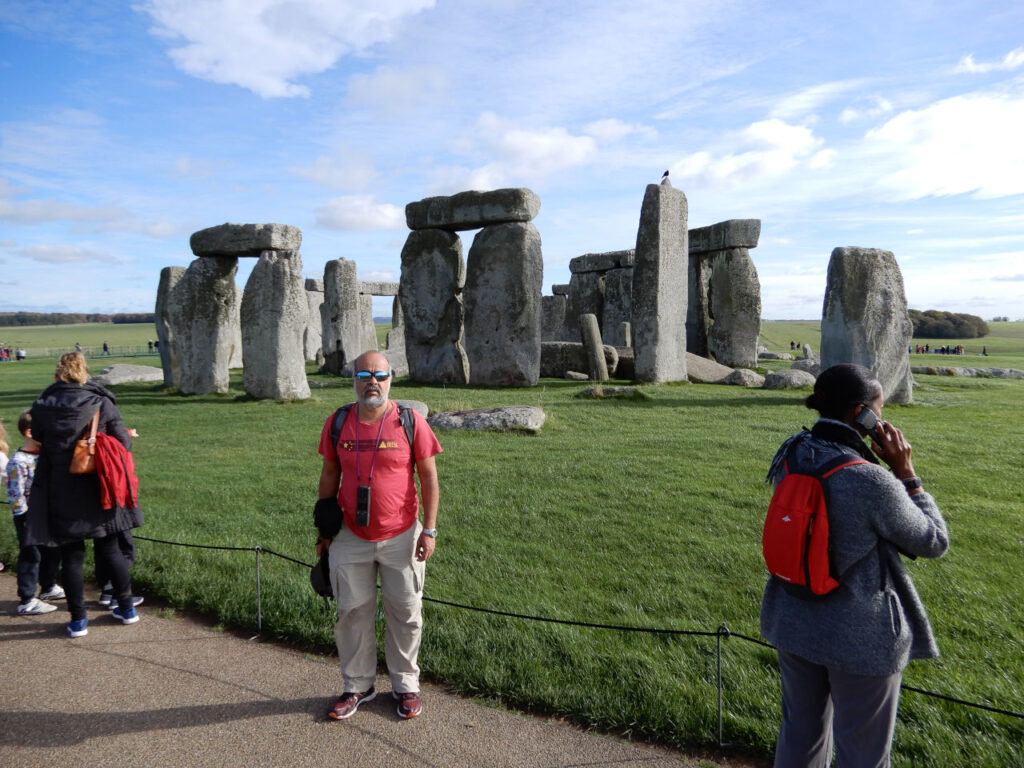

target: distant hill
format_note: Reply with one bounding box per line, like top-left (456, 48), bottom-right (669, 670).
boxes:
top-left (0, 312), bottom-right (156, 327)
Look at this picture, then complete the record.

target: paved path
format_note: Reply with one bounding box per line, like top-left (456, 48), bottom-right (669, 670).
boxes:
top-left (0, 574), bottom-right (765, 767)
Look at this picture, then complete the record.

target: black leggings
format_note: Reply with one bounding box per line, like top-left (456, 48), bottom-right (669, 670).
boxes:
top-left (61, 534), bottom-right (133, 620)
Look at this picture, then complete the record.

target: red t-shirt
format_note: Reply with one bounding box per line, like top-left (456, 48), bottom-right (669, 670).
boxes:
top-left (318, 402), bottom-right (442, 541)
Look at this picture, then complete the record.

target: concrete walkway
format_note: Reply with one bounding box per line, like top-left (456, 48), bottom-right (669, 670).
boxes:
top-left (0, 574), bottom-right (765, 768)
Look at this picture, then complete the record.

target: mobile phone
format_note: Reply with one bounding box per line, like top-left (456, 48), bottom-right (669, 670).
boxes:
top-left (855, 407), bottom-right (882, 442)
top-left (356, 485), bottom-right (371, 527)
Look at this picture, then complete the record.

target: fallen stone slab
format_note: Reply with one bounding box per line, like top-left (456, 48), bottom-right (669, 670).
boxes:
top-left (393, 399), bottom-right (429, 418)
top-left (540, 342), bottom-right (618, 378)
top-left (722, 368), bottom-right (765, 387)
top-left (406, 188), bottom-right (540, 231)
top-left (190, 223), bottom-right (302, 257)
top-left (565, 371), bottom-right (589, 381)
top-left (428, 405), bottom-right (546, 433)
top-left (686, 352), bottom-right (733, 384)
top-left (576, 385), bottom-right (648, 400)
top-left (91, 364), bottom-right (165, 387)
top-left (791, 358), bottom-right (821, 377)
top-left (758, 351), bottom-right (793, 360)
top-left (359, 281), bottom-right (399, 296)
top-left (910, 365), bottom-right (1024, 379)
top-left (764, 369), bottom-right (816, 389)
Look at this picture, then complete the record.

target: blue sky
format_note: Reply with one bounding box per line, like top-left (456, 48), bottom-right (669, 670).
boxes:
top-left (2, 0), bottom-right (1022, 320)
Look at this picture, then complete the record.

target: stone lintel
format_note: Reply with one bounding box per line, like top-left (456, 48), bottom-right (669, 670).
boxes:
top-left (305, 278), bottom-right (324, 292)
top-left (358, 281), bottom-right (399, 296)
top-left (405, 188), bottom-right (540, 231)
top-left (190, 223), bottom-right (302, 257)
top-left (688, 219), bottom-right (760, 255)
top-left (551, 283), bottom-right (571, 296)
top-left (569, 249), bottom-right (634, 274)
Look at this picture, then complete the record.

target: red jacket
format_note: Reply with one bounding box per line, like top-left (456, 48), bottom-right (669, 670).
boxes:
top-left (94, 433), bottom-right (140, 511)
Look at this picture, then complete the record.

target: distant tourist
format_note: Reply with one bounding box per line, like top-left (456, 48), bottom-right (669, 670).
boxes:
top-left (16, 348), bottom-right (26, 361)
top-left (761, 363), bottom-right (949, 767)
top-left (102, 341), bottom-right (110, 356)
top-left (74, 342), bottom-right (81, 352)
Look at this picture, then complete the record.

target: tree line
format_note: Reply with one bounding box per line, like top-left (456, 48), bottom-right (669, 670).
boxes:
top-left (0, 312), bottom-right (155, 327)
top-left (909, 309), bottom-right (989, 339)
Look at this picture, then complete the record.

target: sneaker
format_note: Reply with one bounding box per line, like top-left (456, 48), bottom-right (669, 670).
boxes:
top-left (97, 593), bottom-right (113, 607)
top-left (38, 585), bottom-right (66, 601)
top-left (327, 687), bottom-right (377, 720)
top-left (106, 595), bottom-right (144, 609)
top-left (111, 605), bottom-right (140, 624)
top-left (17, 598), bottom-right (58, 615)
top-left (67, 618), bottom-right (89, 637)
top-left (393, 691), bottom-right (422, 719)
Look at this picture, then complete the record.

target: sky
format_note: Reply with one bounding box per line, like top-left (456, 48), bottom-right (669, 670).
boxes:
top-left (1, 0), bottom-right (1023, 321)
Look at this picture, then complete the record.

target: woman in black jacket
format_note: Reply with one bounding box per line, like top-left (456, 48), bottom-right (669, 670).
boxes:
top-left (25, 352), bottom-right (142, 637)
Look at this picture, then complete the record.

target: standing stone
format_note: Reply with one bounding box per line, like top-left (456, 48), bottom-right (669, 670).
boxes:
top-left (562, 271), bottom-right (605, 342)
top-left (228, 289), bottom-right (243, 369)
top-left (155, 266), bottom-right (185, 387)
top-left (706, 248), bottom-right (761, 368)
top-left (601, 267), bottom-right (633, 345)
top-left (687, 253), bottom-right (713, 356)
top-left (820, 247), bottom-right (914, 404)
top-left (464, 222), bottom-right (543, 387)
top-left (384, 295), bottom-right (409, 378)
top-left (321, 259), bottom-right (374, 375)
top-left (167, 257), bottom-right (240, 395)
top-left (617, 321), bottom-right (632, 348)
top-left (632, 184), bottom-right (689, 382)
top-left (241, 250), bottom-right (310, 400)
top-left (578, 313), bottom-right (609, 381)
top-left (399, 229), bottom-right (469, 384)
top-left (304, 278), bottom-right (324, 362)
top-left (541, 295), bottom-right (567, 342)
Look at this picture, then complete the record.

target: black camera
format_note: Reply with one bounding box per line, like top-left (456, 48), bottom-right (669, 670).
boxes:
top-left (356, 485), bottom-right (371, 527)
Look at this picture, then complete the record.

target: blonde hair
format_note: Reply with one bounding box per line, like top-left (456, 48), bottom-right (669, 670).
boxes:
top-left (0, 420), bottom-right (8, 455)
top-left (55, 351), bottom-right (89, 384)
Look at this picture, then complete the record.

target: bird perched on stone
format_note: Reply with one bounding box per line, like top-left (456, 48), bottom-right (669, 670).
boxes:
top-left (660, 170), bottom-right (671, 186)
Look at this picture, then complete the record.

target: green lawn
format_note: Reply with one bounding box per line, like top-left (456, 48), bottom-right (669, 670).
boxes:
top-left (1, 323), bottom-right (1022, 767)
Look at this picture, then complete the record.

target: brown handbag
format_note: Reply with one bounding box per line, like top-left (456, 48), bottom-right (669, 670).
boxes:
top-left (69, 410), bottom-right (100, 475)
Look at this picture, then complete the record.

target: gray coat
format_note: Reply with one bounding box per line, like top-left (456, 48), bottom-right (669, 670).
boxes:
top-left (760, 419), bottom-right (949, 676)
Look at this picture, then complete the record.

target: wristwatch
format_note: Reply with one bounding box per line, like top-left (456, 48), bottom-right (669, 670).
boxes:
top-left (421, 528), bottom-right (437, 538)
top-left (900, 476), bottom-right (923, 491)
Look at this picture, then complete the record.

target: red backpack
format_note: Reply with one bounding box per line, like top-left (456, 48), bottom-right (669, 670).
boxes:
top-left (762, 453), bottom-right (869, 597)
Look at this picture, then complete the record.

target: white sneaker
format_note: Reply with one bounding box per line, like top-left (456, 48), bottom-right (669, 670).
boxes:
top-left (17, 598), bottom-right (58, 615)
top-left (38, 585), bottom-right (66, 601)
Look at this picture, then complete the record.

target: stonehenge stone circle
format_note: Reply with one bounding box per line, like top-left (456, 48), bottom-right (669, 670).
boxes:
top-left (190, 222), bottom-right (301, 257)
top-left (155, 265), bottom-right (185, 387)
top-left (464, 221), bottom-right (543, 387)
top-left (399, 229), bottom-right (470, 384)
top-left (632, 183), bottom-right (689, 383)
top-left (406, 188), bottom-right (541, 232)
top-left (820, 247), bottom-right (914, 404)
top-left (241, 249), bottom-right (310, 400)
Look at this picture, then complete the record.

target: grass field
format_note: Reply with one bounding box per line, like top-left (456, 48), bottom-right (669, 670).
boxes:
top-left (1, 322), bottom-right (1022, 766)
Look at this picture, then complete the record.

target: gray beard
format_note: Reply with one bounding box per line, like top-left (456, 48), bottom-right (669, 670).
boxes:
top-left (357, 391), bottom-right (386, 409)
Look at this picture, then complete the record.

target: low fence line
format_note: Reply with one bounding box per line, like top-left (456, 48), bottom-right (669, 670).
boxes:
top-left (131, 533), bottom-right (1024, 744)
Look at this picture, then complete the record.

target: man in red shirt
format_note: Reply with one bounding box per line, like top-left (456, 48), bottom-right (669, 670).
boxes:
top-left (317, 350), bottom-right (441, 721)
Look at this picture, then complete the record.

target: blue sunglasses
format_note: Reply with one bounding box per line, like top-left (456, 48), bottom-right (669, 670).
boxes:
top-left (354, 370), bottom-right (391, 382)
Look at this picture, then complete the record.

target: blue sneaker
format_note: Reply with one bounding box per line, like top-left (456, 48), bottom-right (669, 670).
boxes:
top-left (106, 595), bottom-right (144, 609)
top-left (111, 605), bottom-right (140, 624)
top-left (67, 618), bottom-right (89, 638)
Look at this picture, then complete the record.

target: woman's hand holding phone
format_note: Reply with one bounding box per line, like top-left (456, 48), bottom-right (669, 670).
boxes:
top-left (870, 420), bottom-right (916, 480)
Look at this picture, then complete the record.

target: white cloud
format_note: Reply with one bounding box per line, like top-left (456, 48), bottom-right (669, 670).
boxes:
top-left (0, 196), bottom-right (131, 226)
top-left (138, 0), bottom-right (436, 98)
top-left (671, 119), bottom-right (824, 187)
top-left (346, 65), bottom-right (446, 117)
top-left (292, 148), bottom-right (377, 191)
top-left (18, 243), bottom-right (119, 264)
top-left (993, 273), bottom-right (1024, 282)
top-left (583, 118), bottom-right (657, 144)
top-left (865, 93), bottom-right (1024, 200)
top-left (770, 80), bottom-right (867, 121)
top-left (839, 96), bottom-right (893, 124)
top-left (314, 194), bottom-right (405, 231)
top-left (954, 47), bottom-right (1024, 74)
top-left (361, 269), bottom-right (395, 282)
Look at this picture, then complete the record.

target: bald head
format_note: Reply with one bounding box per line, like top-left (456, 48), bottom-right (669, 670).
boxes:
top-left (352, 350), bottom-right (392, 413)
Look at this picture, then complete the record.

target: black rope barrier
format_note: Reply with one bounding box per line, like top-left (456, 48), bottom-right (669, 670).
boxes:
top-left (131, 533), bottom-right (1024, 724)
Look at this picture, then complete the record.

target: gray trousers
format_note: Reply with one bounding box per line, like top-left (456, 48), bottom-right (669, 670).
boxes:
top-left (774, 650), bottom-right (903, 768)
